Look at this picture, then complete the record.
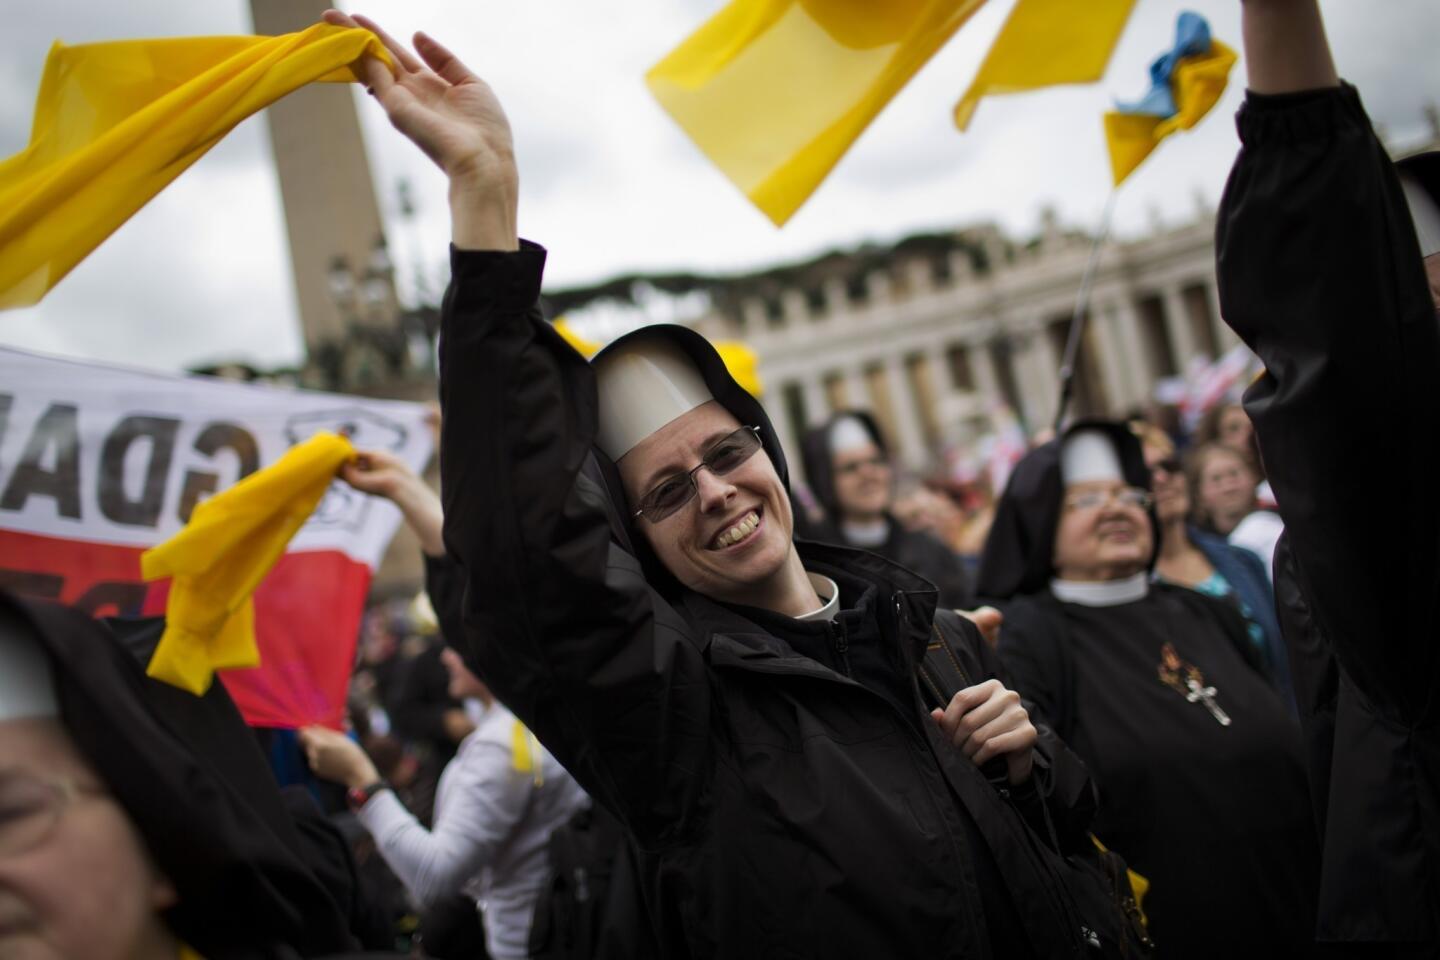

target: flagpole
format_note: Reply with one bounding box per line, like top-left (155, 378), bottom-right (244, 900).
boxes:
top-left (1053, 190), bottom-right (1118, 433)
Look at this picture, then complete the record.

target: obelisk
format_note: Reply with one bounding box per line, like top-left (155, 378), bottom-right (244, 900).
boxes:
top-left (250, 0), bottom-right (395, 351)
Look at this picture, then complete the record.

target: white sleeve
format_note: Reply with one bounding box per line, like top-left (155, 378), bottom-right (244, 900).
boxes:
top-left (356, 739), bottom-right (532, 908)
top-left (1228, 512), bottom-right (1284, 582)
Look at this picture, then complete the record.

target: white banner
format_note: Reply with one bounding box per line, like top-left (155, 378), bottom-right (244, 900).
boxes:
top-left (0, 345), bottom-right (433, 570)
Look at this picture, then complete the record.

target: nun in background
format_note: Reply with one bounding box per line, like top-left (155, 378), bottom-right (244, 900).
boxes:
top-left (799, 410), bottom-right (973, 609)
top-left (975, 422), bottom-right (1318, 954)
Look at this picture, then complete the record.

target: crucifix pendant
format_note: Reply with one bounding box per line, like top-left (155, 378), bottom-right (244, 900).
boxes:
top-left (1185, 677), bottom-right (1232, 726)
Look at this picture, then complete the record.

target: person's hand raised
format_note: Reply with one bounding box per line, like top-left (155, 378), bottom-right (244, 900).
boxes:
top-left (324, 10), bottom-right (518, 250)
top-left (339, 448), bottom-right (416, 501)
top-left (298, 725), bottom-right (382, 790)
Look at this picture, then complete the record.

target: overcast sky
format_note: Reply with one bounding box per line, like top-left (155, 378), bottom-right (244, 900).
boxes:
top-left (3, 0), bottom-right (1438, 372)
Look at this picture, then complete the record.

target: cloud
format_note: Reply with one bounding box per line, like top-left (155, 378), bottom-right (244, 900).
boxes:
top-left (3, 0), bottom-right (1437, 372)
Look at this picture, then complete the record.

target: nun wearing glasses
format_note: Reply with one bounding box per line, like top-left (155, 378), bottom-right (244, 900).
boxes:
top-left (325, 11), bottom-right (1135, 954)
top-left (976, 422), bottom-right (1318, 953)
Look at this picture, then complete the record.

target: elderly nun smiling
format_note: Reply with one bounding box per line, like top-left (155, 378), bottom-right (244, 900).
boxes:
top-left (977, 422), bottom-right (1319, 952)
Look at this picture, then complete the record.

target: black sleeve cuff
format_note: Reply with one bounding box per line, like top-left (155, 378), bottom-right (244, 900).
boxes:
top-left (446, 240), bottom-right (548, 315)
top-left (1235, 81), bottom-right (1371, 147)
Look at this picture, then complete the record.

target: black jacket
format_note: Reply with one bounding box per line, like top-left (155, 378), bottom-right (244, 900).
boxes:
top-left (1216, 84), bottom-right (1440, 944)
top-left (799, 410), bottom-right (974, 609)
top-left (436, 245), bottom-right (1108, 959)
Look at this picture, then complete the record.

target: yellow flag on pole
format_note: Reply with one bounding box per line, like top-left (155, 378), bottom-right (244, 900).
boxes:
top-left (0, 24), bottom-right (391, 309)
top-left (141, 432), bottom-right (355, 695)
top-left (953, 0), bottom-right (1137, 131)
top-left (1103, 39), bottom-right (1236, 186)
top-left (647, 0), bottom-right (989, 227)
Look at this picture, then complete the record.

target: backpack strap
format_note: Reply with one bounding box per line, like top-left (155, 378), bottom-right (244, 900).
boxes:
top-left (917, 618), bottom-right (976, 713)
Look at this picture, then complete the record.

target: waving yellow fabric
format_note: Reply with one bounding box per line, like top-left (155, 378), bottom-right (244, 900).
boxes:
top-left (557, 318), bottom-right (765, 397)
top-left (952, 0), bottom-right (1137, 130)
top-left (0, 24), bottom-right (391, 309)
top-left (647, 0), bottom-right (988, 226)
top-left (553, 318), bottom-right (604, 357)
top-left (1103, 40), bottom-right (1236, 185)
top-left (716, 341), bottom-right (764, 398)
top-left (141, 432), bottom-right (355, 695)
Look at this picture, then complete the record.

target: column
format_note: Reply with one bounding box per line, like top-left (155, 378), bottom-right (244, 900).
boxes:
top-left (883, 354), bottom-right (931, 469)
top-left (1089, 306), bottom-right (1132, 415)
top-left (1204, 277), bottom-right (1241, 351)
top-left (1162, 285), bottom-right (1199, 371)
top-left (924, 340), bottom-right (955, 405)
top-left (967, 336), bottom-right (1002, 408)
top-left (1008, 333), bottom-right (1049, 433)
top-left (801, 375), bottom-right (828, 429)
top-left (923, 340), bottom-right (968, 443)
top-left (763, 384), bottom-right (801, 485)
top-left (1110, 296), bottom-right (1155, 403)
top-left (844, 365), bottom-right (869, 412)
top-left (1027, 323), bottom-right (1062, 427)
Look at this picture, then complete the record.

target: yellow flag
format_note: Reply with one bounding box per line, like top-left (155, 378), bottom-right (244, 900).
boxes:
top-left (511, 719), bottom-right (544, 786)
top-left (716, 341), bottom-right (764, 397)
top-left (953, 0), bottom-right (1137, 131)
top-left (1092, 834), bottom-right (1150, 928)
top-left (557, 316), bottom-right (765, 397)
top-left (141, 432), bottom-right (355, 695)
top-left (0, 24), bottom-right (391, 309)
top-left (553, 318), bottom-right (604, 357)
top-left (648, 0), bottom-right (989, 226)
top-left (1103, 39), bottom-right (1237, 186)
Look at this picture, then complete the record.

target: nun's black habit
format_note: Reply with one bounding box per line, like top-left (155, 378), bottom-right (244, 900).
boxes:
top-left (798, 410), bottom-right (974, 609)
top-left (1, 592), bottom-right (397, 960)
top-left (976, 423), bottom-right (1319, 953)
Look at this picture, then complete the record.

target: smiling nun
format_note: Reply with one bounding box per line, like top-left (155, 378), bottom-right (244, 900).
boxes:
top-left (976, 422), bottom-right (1319, 952)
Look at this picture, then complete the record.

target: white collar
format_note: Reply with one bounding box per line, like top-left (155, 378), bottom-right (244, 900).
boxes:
top-left (796, 572), bottom-right (841, 622)
top-left (1049, 572), bottom-right (1149, 607)
top-left (841, 518), bottom-right (889, 547)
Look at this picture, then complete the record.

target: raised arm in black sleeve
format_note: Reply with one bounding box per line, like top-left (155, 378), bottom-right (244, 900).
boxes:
top-left (1216, 85), bottom-right (1440, 723)
top-left (436, 244), bottom-right (712, 845)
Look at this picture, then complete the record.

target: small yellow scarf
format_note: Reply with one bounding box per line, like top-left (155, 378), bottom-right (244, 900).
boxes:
top-left (511, 719), bottom-right (545, 787)
top-left (141, 432), bottom-right (354, 695)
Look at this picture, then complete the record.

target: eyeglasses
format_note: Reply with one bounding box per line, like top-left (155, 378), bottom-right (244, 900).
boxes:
top-left (1062, 487), bottom-right (1154, 512)
top-left (634, 426), bottom-right (764, 524)
top-left (834, 455), bottom-right (888, 477)
top-left (0, 771), bottom-right (107, 860)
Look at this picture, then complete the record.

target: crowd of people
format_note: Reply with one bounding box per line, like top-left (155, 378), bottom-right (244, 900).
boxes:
top-left (3, 0), bottom-right (1438, 957)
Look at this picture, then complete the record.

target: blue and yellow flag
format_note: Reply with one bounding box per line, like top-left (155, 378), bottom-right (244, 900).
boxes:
top-left (0, 24), bottom-right (390, 308)
top-left (1103, 12), bottom-right (1236, 185)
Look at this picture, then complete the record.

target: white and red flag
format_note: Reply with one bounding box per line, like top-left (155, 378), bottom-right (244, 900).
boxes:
top-left (0, 345), bottom-right (432, 728)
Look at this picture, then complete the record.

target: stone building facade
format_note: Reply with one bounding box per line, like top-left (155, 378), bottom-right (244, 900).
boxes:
top-left (688, 205), bottom-right (1238, 481)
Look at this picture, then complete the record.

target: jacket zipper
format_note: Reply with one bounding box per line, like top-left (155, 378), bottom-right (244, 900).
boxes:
top-left (925, 611), bottom-right (1092, 956)
top-left (827, 618), bottom-right (852, 676)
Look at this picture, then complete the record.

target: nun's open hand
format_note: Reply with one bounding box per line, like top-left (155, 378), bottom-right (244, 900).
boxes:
top-left (931, 679), bottom-right (1036, 785)
top-left (323, 9), bottom-right (518, 251)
